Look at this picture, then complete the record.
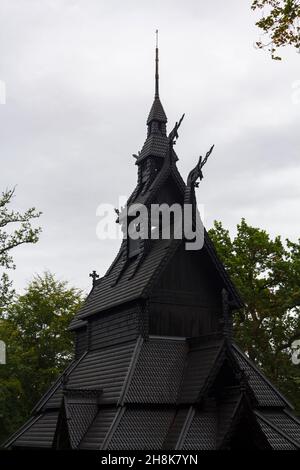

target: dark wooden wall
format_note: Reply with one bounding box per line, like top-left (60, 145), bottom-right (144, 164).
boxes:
top-left (149, 243), bottom-right (223, 337)
top-left (89, 307), bottom-right (140, 350)
top-left (153, 176), bottom-right (183, 206)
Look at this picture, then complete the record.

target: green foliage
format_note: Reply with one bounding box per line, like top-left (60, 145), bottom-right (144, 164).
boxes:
top-left (0, 186), bottom-right (43, 443)
top-left (0, 188), bottom-right (41, 270)
top-left (0, 187), bottom-right (41, 314)
top-left (209, 219), bottom-right (300, 411)
top-left (0, 273), bottom-right (15, 316)
top-left (252, 0), bottom-right (300, 59)
top-left (0, 272), bottom-right (83, 444)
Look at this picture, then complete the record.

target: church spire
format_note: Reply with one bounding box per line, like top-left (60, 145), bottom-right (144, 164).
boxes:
top-left (146, 30), bottom-right (167, 127)
top-left (136, 33), bottom-right (169, 163)
top-left (155, 29), bottom-right (159, 98)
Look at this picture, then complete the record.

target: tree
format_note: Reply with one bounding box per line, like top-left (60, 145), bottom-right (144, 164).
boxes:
top-left (0, 272), bottom-right (83, 444)
top-left (252, 0), bottom-right (300, 59)
top-left (209, 219), bottom-right (300, 410)
top-left (0, 187), bottom-right (41, 314)
top-left (0, 273), bottom-right (15, 315)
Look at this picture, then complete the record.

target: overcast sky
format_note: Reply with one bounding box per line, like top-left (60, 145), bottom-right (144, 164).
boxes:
top-left (1, 0), bottom-right (299, 294)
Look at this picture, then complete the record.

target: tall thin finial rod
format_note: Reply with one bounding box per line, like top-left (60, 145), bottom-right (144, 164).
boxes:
top-left (155, 29), bottom-right (159, 98)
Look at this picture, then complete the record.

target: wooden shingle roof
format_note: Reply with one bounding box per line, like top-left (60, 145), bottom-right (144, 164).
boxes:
top-left (147, 96), bottom-right (167, 124)
top-left (5, 336), bottom-right (300, 450)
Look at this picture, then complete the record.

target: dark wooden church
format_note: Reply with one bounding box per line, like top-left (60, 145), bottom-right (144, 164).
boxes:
top-left (5, 45), bottom-right (300, 450)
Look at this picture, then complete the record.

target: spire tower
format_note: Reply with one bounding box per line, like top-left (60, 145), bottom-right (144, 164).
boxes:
top-left (155, 29), bottom-right (159, 98)
top-left (145, 30), bottom-right (167, 128)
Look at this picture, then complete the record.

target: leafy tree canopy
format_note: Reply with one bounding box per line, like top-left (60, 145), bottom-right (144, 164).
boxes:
top-left (0, 272), bottom-right (83, 444)
top-left (252, 0), bottom-right (300, 59)
top-left (209, 219), bottom-right (300, 410)
top-left (0, 187), bottom-right (41, 315)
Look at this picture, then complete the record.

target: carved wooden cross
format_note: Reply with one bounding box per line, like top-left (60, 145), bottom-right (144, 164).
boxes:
top-left (89, 270), bottom-right (99, 286)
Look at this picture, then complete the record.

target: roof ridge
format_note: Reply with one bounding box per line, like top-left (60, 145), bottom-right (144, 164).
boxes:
top-left (255, 410), bottom-right (300, 448)
top-left (199, 340), bottom-right (227, 399)
top-left (176, 337), bottom-right (225, 405)
top-left (101, 406), bottom-right (126, 450)
top-left (232, 343), bottom-right (293, 409)
top-left (118, 336), bottom-right (143, 406)
top-left (147, 96), bottom-right (167, 125)
top-left (282, 408), bottom-right (300, 426)
top-left (2, 414), bottom-right (41, 448)
top-left (217, 393), bottom-right (244, 449)
top-left (31, 355), bottom-right (87, 413)
top-left (175, 406), bottom-right (195, 450)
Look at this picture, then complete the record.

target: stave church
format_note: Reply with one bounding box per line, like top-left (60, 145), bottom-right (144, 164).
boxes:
top-left (5, 42), bottom-right (300, 450)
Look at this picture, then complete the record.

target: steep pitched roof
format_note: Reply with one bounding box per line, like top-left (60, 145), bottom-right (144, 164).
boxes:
top-left (147, 96), bottom-right (167, 124)
top-left (181, 407), bottom-right (218, 450)
top-left (256, 411), bottom-right (300, 449)
top-left (55, 392), bottom-right (100, 449)
top-left (79, 407), bottom-right (119, 450)
top-left (69, 238), bottom-right (176, 328)
top-left (125, 338), bottom-right (187, 404)
top-left (5, 334), bottom-right (300, 450)
top-left (31, 354), bottom-right (87, 413)
top-left (232, 344), bottom-right (292, 408)
top-left (66, 341), bottom-right (137, 404)
top-left (216, 389), bottom-right (244, 448)
top-left (106, 408), bottom-right (176, 450)
top-left (178, 336), bottom-right (225, 403)
top-left (162, 407), bottom-right (192, 450)
top-left (258, 409), bottom-right (300, 447)
top-left (138, 133), bottom-right (169, 161)
top-left (5, 412), bottom-right (58, 449)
